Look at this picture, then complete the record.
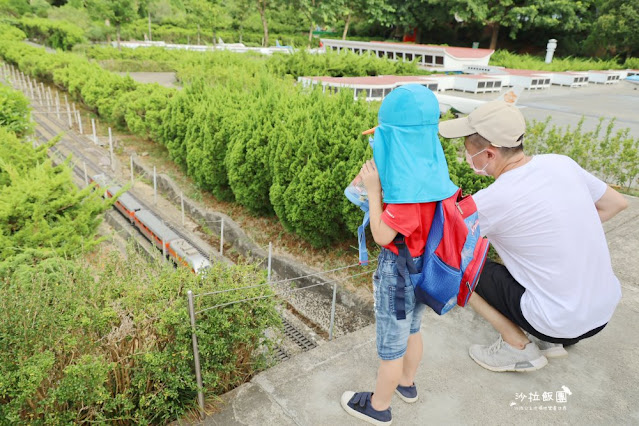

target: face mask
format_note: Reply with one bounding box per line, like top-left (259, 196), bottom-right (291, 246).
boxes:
top-left (465, 148), bottom-right (490, 176)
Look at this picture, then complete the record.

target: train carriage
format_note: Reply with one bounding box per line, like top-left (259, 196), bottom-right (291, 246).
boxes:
top-left (170, 238), bottom-right (211, 273)
top-left (133, 210), bottom-right (180, 253)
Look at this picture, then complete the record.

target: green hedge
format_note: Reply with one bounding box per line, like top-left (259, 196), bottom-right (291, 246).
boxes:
top-left (0, 82), bottom-right (32, 136)
top-left (0, 22), bottom-right (25, 41)
top-left (4, 40), bottom-right (634, 252)
top-left (266, 48), bottom-right (426, 79)
top-left (18, 16), bottom-right (85, 50)
top-left (81, 45), bottom-right (425, 79)
top-left (490, 49), bottom-right (638, 71)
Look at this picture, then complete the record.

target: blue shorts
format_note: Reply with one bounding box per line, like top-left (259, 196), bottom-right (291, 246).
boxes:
top-left (373, 248), bottom-right (426, 361)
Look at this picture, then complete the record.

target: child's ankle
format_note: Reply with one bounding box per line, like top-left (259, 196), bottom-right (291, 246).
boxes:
top-left (370, 393), bottom-right (390, 412)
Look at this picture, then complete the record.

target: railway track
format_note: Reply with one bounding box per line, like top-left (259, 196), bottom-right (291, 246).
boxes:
top-left (26, 85), bottom-right (320, 360)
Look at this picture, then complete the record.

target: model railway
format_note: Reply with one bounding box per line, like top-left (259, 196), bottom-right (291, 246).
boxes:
top-left (30, 102), bottom-right (320, 357)
top-left (32, 114), bottom-right (213, 274)
top-left (92, 174), bottom-right (212, 273)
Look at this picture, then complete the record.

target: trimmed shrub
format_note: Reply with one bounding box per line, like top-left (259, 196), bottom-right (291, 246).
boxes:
top-left (0, 82), bottom-right (32, 136)
top-left (18, 17), bottom-right (85, 50)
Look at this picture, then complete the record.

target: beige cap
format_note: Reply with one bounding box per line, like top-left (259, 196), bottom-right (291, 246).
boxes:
top-left (438, 100), bottom-right (525, 147)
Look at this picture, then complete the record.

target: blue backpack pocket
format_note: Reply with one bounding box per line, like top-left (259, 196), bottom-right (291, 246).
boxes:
top-left (410, 253), bottom-right (461, 315)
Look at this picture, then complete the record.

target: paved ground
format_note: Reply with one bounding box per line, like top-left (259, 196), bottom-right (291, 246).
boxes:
top-left (451, 81), bottom-right (639, 139)
top-left (202, 194), bottom-right (639, 426)
top-left (115, 71), bottom-right (180, 89)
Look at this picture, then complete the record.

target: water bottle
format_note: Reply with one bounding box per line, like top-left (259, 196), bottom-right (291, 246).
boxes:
top-left (344, 173), bottom-right (369, 212)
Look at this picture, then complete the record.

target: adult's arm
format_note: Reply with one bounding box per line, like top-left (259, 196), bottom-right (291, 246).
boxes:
top-left (595, 186), bottom-right (628, 223)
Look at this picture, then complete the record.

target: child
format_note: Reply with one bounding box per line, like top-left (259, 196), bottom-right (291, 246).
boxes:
top-left (341, 84), bottom-right (457, 425)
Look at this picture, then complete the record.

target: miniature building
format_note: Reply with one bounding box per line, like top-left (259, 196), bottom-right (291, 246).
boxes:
top-left (297, 75), bottom-right (439, 101)
top-left (320, 39), bottom-right (494, 72)
top-left (588, 71), bottom-right (623, 84)
top-left (550, 72), bottom-right (589, 87)
top-left (453, 74), bottom-right (504, 93)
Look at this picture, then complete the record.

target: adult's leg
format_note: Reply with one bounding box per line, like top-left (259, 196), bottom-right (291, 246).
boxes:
top-left (468, 291), bottom-right (529, 349)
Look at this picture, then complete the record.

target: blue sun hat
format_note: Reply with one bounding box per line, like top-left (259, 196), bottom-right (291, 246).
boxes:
top-left (367, 84), bottom-right (458, 203)
top-left (347, 84), bottom-right (458, 264)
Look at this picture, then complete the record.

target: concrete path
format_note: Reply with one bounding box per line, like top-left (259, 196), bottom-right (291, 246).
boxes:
top-left (441, 82), bottom-right (639, 139)
top-left (202, 195), bottom-right (639, 426)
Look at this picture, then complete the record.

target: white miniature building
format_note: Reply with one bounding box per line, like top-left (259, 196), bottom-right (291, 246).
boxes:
top-left (320, 39), bottom-right (494, 72)
top-left (297, 75), bottom-right (440, 101)
top-left (504, 69), bottom-right (552, 90)
top-left (550, 72), bottom-right (589, 87)
top-left (587, 71), bottom-right (623, 84)
top-left (453, 74), bottom-right (504, 93)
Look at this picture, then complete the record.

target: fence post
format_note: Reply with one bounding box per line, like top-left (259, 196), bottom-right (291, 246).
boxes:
top-left (65, 95), bottom-right (72, 128)
top-left (83, 162), bottom-right (88, 186)
top-left (219, 218), bottom-right (224, 255)
top-left (91, 118), bottom-right (97, 144)
top-left (267, 242), bottom-right (272, 282)
top-left (130, 156), bottom-right (134, 186)
top-left (108, 127), bottom-right (115, 171)
top-left (55, 92), bottom-right (61, 120)
top-left (153, 166), bottom-right (157, 205)
top-left (187, 290), bottom-right (206, 419)
top-left (181, 192), bottom-right (185, 226)
top-left (28, 78), bottom-right (35, 99)
top-left (72, 102), bottom-right (77, 128)
top-left (77, 111), bottom-right (83, 134)
top-left (329, 283), bottom-right (337, 341)
top-left (36, 82), bottom-right (43, 105)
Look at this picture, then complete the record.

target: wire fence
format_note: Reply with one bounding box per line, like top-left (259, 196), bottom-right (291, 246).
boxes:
top-left (4, 63), bottom-right (376, 421)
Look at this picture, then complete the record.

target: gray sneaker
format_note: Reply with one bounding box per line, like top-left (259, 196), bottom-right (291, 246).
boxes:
top-left (469, 335), bottom-right (548, 372)
top-left (527, 334), bottom-right (568, 358)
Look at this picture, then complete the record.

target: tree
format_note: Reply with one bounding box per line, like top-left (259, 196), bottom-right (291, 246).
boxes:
top-left (588, 0), bottom-right (639, 57)
top-left (383, 0), bottom-right (460, 43)
top-left (229, 0), bottom-right (252, 43)
top-left (449, 0), bottom-right (591, 50)
top-left (334, 0), bottom-right (393, 40)
top-left (87, 0), bottom-right (139, 49)
top-left (256, 0), bottom-right (269, 46)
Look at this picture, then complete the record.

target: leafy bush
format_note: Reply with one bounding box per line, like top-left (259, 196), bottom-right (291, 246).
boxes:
top-left (0, 248), bottom-right (280, 423)
top-left (0, 0), bottom-right (29, 17)
top-left (0, 131), bottom-right (110, 274)
top-left (625, 57), bottom-right (639, 69)
top-left (0, 82), bottom-right (32, 136)
top-left (0, 22), bottom-right (25, 41)
top-left (525, 117), bottom-right (639, 190)
top-left (18, 17), bottom-right (86, 50)
top-left (490, 49), bottom-right (632, 71)
top-left (266, 48), bottom-right (425, 79)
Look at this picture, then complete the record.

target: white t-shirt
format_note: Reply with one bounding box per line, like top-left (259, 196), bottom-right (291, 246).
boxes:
top-left (474, 154), bottom-right (621, 338)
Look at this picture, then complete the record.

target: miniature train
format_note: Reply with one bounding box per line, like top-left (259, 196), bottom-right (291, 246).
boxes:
top-left (92, 174), bottom-right (211, 274)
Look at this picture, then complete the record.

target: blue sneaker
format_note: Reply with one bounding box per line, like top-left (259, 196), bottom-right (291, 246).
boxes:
top-left (340, 391), bottom-right (392, 425)
top-left (395, 383), bottom-right (418, 403)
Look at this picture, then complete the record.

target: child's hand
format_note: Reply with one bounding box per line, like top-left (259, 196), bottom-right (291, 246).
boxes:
top-left (360, 159), bottom-right (381, 195)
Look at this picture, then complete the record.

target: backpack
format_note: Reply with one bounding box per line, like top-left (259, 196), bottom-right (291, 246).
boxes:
top-left (393, 188), bottom-right (489, 317)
